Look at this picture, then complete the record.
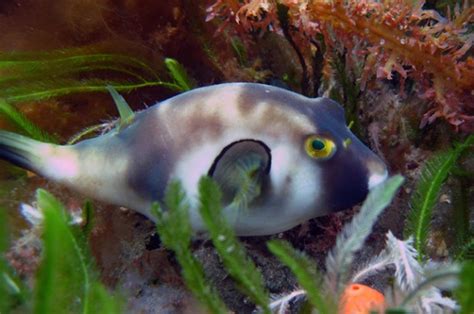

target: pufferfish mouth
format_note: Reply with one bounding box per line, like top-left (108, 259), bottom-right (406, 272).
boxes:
top-left (366, 160), bottom-right (389, 190)
top-left (368, 169), bottom-right (388, 189)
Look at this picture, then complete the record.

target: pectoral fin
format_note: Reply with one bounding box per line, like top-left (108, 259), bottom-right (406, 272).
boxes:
top-left (208, 140), bottom-right (271, 210)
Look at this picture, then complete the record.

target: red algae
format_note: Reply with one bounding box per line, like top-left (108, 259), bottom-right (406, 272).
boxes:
top-left (207, 0), bottom-right (474, 132)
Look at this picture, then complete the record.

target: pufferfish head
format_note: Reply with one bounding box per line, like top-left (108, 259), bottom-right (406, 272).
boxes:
top-left (291, 96), bottom-right (388, 213)
top-left (137, 82), bottom-right (387, 235)
top-left (208, 83), bottom-right (388, 233)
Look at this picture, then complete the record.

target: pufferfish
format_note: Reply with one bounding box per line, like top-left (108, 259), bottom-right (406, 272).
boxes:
top-left (0, 83), bottom-right (387, 236)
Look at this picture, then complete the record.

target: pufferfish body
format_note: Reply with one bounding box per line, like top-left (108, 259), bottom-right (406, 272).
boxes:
top-left (0, 83), bottom-right (387, 236)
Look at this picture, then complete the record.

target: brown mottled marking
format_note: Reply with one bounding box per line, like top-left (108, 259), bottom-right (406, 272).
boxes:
top-left (182, 112), bottom-right (224, 141)
top-left (237, 93), bottom-right (257, 116)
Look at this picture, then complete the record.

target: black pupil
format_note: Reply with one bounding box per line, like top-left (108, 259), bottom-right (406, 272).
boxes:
top-left (312, 139), bottom-right (325, 150)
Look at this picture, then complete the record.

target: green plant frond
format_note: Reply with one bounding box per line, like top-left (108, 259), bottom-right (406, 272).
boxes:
top-left (230, 37), bottom-right (248, 66)
top-left (324, 175), bottom-right (404, 295)
top-left (87, 283), bottom-right (124, 313)
top-left (0, 50), bottom-right (192, 105)
top-left (456, 262), bottom-right (474, 314)
top-left (67, 123), bottom-right (112, 145)
top-left (197, 176), bottom-right (270, 313)
top-left (404, 135), bottom-right (474, 262)
top-left (0, 64), bottom-right (149, 86)
top-left (267, 240), bottom-right (332, 313)
top-left (456, 237), bottom-right (474, 261)
top-left (2, 79), bottom-right (181, 104)
top-left (151, 182), bottom-right (228, 314)
top-left (0, 99), bottom-right (57, 143)
top-left (81, 201), bottom-right (96, 238)
top-left (154, 180), bottom-right (193, 247)
top-left (164, 58), bottom-right (196, 91)
top-left (0, 207), bottom-right (6, 256)
top-left (34, 189), bottom-right (122, 314)
top-left (0, 207), bottom-right (28, 312)
top-left (0, 52), bottom-right (159, 80)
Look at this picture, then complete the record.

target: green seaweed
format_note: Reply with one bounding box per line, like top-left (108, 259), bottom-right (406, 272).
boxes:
top-left (3, 79), bottom-right (180, 103)
top-left (0, 51), bottom-right (159, 89)
top-left (1, 192), bottom-right (121, 313)
top-left (0, 49), bottom-right (183, 104)
top-left (456, 262), bottom-right (474, 314)
top-left (325, 175), bottom-right (405, 295)
top-left (404, 135), bottom-right (474, 262)
top-left (230, 37), bottom-right (248, 66)
top-left (67, 123), bottom-right (109, 145)
top-left (0, 208), bottom-right (28, 312)
top-left (3, 171), bottom-right (472, 312)
top-left (81, 200), bottom-right (96, 239)
top-left (164, 58), bottom-right (196, 91)
top-left (452, 173), bottom-right (472, 260)
top-left (328, 54), bottom-right (362, 137)
top-left (456, 239), bottom-right (474, 261)
top-left (197, 177), bottom-right (270, 313)
top-left (0, 99), bottom-right (57, 143)
top-left (267, 240), bottom-right (332, 313)
top-left (33, 189), bottom-right (121, 314)
top-left (151, 181), bottom-right (227, 314)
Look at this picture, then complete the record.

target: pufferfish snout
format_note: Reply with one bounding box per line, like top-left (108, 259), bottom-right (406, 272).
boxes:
top-left (320, 133), bottom-right (388, 213)
top-left (0, 83), bottom-right (387, 236)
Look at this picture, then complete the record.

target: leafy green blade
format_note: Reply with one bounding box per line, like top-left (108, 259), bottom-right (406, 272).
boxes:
top-left (404, 135), bottom-right (474, 261)
top-left (33, 189), bottom-right (121, 314)
top-left (0, 64), bottom-right (148, 86)
top-left (164, 58), bottom-right (196, 91)
top-left (0, 50), bottom-right (187, 104)
top-left (0, 99), bottom-right (57, 143)
top-left (151, 181), bottom-right (227, 314)
top-left (34, 189), bottom-right (88, 313)
top-left (0, 53), bottom-right (159, 81)
top-left (325, 175), bottom-right (405, 295)
top-left (0, 208), bottom-right (29, 312)
top-left (3, 80), bottom-right (181, 103)
top-left (230, 37), bottom-right (248, 66)
top-left (87, 283), bottom-right (124, 313)
top-left (197, 177), bottom-right (270, 313)
top-left (267, 240), bottom-right (331, 313)
top-left (456, 262), bottom-right (474, 314)
top-left (0, 207), bottom-right (9, 312)
top-left (67, 123), bottom-right (109, 145)
top-left (456, 238), bottom-right (474, 261)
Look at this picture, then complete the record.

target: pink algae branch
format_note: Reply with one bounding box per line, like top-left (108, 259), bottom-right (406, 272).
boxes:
top-left (207, 0), bottom-right (474, 132)
top-left (305, 1), bottom-right (473, 130)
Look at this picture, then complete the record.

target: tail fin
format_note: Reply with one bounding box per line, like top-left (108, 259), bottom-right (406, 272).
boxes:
top-left (0, 130), bottom-right (44, 172)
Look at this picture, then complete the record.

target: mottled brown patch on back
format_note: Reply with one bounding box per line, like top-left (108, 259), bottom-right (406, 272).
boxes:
top-left (258, 104), bottom-right (309, 141)
top-left (175, 112), bottom-right (225, 153)
top-left (185, 111), bottom-right (223, 137)
top-left (237, 95), bottom-right (256, 116)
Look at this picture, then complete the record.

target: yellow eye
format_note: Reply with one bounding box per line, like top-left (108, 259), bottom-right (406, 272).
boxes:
top-left (305, 136), bottom-right (337, 159)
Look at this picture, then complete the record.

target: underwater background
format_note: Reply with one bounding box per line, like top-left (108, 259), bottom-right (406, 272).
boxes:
top-left (0, 0), bottom-right (473, 313)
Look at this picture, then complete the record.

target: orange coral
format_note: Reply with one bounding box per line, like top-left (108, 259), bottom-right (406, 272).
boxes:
top-left (207, 0), bottom-right (474, 132)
